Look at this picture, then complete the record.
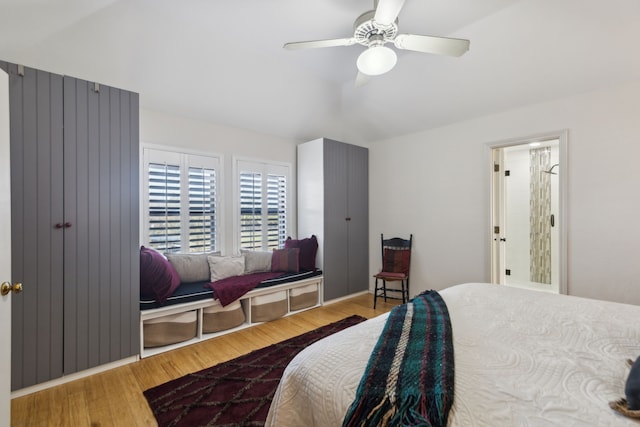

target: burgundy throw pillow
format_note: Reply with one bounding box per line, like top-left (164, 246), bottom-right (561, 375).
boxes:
top-left (383, 248), bottom-right (411, 274)
top-left (140, 246), bottom-right (181, 304)
top-left (284, 235), bottom-right (318, 271)
top-left (271, 248), bottom-right (300, 273)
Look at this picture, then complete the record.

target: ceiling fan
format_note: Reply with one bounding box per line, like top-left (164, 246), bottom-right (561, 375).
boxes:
top-left (283, 0), bottom-right (470, 81)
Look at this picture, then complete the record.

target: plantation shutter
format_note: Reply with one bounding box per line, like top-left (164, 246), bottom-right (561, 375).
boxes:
top-left (188, 166), bottom-right (216, 253)
top-left (267, 173), bottom-right (287, 249)
top-left (148, 162), bottom-right (181, 252)
top-left (239, 172), bottom-right (263, 250)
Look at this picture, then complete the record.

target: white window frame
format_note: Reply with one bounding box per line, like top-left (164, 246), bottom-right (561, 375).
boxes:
top-left (233, 157), bottom-right (291, 252)
top-left (142, 145), bottom-right (223, 253)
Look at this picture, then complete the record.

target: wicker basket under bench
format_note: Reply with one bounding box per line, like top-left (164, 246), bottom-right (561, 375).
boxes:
top-left (140, 274), bottom-right (324, 358)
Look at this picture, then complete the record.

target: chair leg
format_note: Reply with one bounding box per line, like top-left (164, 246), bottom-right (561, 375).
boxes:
top-left (373, 278), bottom-right (378, 309)
top-left (383, 280), bottom-right (387, 302)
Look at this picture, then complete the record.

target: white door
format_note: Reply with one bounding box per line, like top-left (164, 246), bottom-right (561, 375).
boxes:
top-left (491, 148), bottom-right (506, 285)
top-left (0, 68), bottom-right (12, 424)
top-left (489, 132), bottom-right (568, 295)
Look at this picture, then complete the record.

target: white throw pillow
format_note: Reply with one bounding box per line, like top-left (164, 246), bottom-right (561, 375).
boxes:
top-left (241, 249), bottom-right (273, 273)
top-left (166, 251), bottom-right (220, 283)
top-left (207, 255), bottom-right (245, 282)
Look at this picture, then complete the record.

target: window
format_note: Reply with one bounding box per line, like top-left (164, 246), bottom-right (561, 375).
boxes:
top-left (237, 160), bottom-right (289, 251)
top-left (143, 148), bottom-right (220, 253)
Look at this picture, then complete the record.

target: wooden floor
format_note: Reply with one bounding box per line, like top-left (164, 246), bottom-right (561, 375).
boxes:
top-left (11, 293), bottom-right (399, 426)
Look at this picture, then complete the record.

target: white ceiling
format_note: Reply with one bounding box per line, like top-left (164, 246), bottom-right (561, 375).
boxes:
top-left (1, 0), bottom-right (639, 144)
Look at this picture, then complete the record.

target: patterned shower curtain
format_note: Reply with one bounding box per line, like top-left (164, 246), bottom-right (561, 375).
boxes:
top-left (529, 147), bottom-right (551, 284)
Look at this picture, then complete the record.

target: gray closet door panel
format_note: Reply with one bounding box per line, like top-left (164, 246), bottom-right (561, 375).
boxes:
top-left (127, 93), bottom-right (140, 355)
top-left (47, 69), bottom-right (66, 381)
top-left (86, 79), bottom-right (103, 368)
top-left (35, 69), bottom-right (64, 384)
top-left (90, 77), bottom-right (103, 368)
top-left (63, 76), bottom-right (84, 372)
top-left (98, 84), bottom-right (113, 366)
top-left (118, 91), bottom-right (131, 355)
top-left (5, 63), bottom-right (25, 390)
top-left (347, 145), bottom-right (369, 293)
top-left (65, 79), bottom-right (96, 371)
top-left (9, 65), bottom-right (65, 390)
top-left (323, 139), bottom-right (349, 300)
top-left (14, 65), bottom-right (37, 389)
top-left (29, 66), bottom-right (64, 387)
top-left (84, 77), bottom-right (101, 370)
top-left (23, 67), bottom-right (40, 386)
top-left (95, 79), bottom-right (112, 368)
top-left (85, 79), bottom-right (101, 368)
top-left (116, 89), bottom-right (136, 358)
top-left (21, 68), bottom-right (39, 386)
top-left (115, 87), bottom-right (139, 361)
top-left (63, 79), bottom-right (140, 373)
top-left (66, 76), bottom-right (78, 371)
top-left (108, 87), bottom-right (123, 362)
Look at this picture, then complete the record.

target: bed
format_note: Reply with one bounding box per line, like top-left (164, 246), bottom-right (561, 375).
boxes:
top-left (266, 282), bottom-right (640, 426)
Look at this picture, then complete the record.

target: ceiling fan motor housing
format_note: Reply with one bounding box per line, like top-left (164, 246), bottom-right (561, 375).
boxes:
top-left (353, 10), bottom-right (398, 46)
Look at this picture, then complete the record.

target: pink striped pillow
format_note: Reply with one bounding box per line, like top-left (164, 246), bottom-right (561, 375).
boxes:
top-left (271, 248), bottom-right (300, 273)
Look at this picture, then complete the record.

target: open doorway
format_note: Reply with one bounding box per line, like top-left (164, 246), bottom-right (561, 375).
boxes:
top-left (490, 131), bottom-right (568, 294)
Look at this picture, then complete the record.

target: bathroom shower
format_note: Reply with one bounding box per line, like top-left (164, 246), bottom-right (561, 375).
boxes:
top-left (492, 139), bottom-right (561, 293)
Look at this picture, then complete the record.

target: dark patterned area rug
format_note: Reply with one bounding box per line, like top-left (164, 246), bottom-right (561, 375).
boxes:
top-left (144, 315), bottom-right (367, 427)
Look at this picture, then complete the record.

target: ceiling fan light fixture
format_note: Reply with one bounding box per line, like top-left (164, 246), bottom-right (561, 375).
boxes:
top-left (357, 45), bottom-right (397, 76)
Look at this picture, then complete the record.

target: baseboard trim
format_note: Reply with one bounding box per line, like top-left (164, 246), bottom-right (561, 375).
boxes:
top-left (11, 355), bottom-right (139, 399)
top-left (324, 290), bottom-right (370, 305)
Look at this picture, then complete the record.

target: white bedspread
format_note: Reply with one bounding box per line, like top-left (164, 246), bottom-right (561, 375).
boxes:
top-left (266, 283), bottom-right (640, 426)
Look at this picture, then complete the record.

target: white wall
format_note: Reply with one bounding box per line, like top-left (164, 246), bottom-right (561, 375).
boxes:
top-left (370, 80), bottom-right (640, 306)
top-left (140, 108), bottom-right (299, 254)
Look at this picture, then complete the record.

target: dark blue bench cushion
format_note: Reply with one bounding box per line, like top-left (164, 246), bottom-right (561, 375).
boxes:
top-left (255, 269), bottom-right (322, 288)
top-left (140, 269), bottom-right (322, 311)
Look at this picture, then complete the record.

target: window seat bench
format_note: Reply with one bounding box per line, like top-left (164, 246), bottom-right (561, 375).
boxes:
top-left (139, 270), bottom-right (323, 358)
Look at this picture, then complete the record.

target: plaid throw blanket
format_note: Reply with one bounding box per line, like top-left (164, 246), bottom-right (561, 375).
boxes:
top-left (343, 291), bottom-right (454, 427)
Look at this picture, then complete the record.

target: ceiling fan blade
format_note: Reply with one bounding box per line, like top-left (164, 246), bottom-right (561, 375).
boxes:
top-left (373, 0), bottom-right (406, 26)
top-left (283, 38), bottom-right (356, 50)
top-left (355, 71), bottom-right (371, 87)
top-left (394, 34), bottom-right (470, 57)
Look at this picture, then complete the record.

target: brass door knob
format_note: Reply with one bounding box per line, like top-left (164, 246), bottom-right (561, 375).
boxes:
top-left (1, 282), bottom-right (23, 296)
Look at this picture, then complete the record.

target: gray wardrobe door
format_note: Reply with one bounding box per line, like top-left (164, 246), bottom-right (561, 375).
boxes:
top-left (347, 144), bottom-right (369, 294)
top-left (3, 63), bottom-right (65, 390)
top-left (3, 61), bottom-right (140, 390)
top-left (63, 77), bottom-right (140, 374)
top-left (323, 139), bottom-right (349, 300)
